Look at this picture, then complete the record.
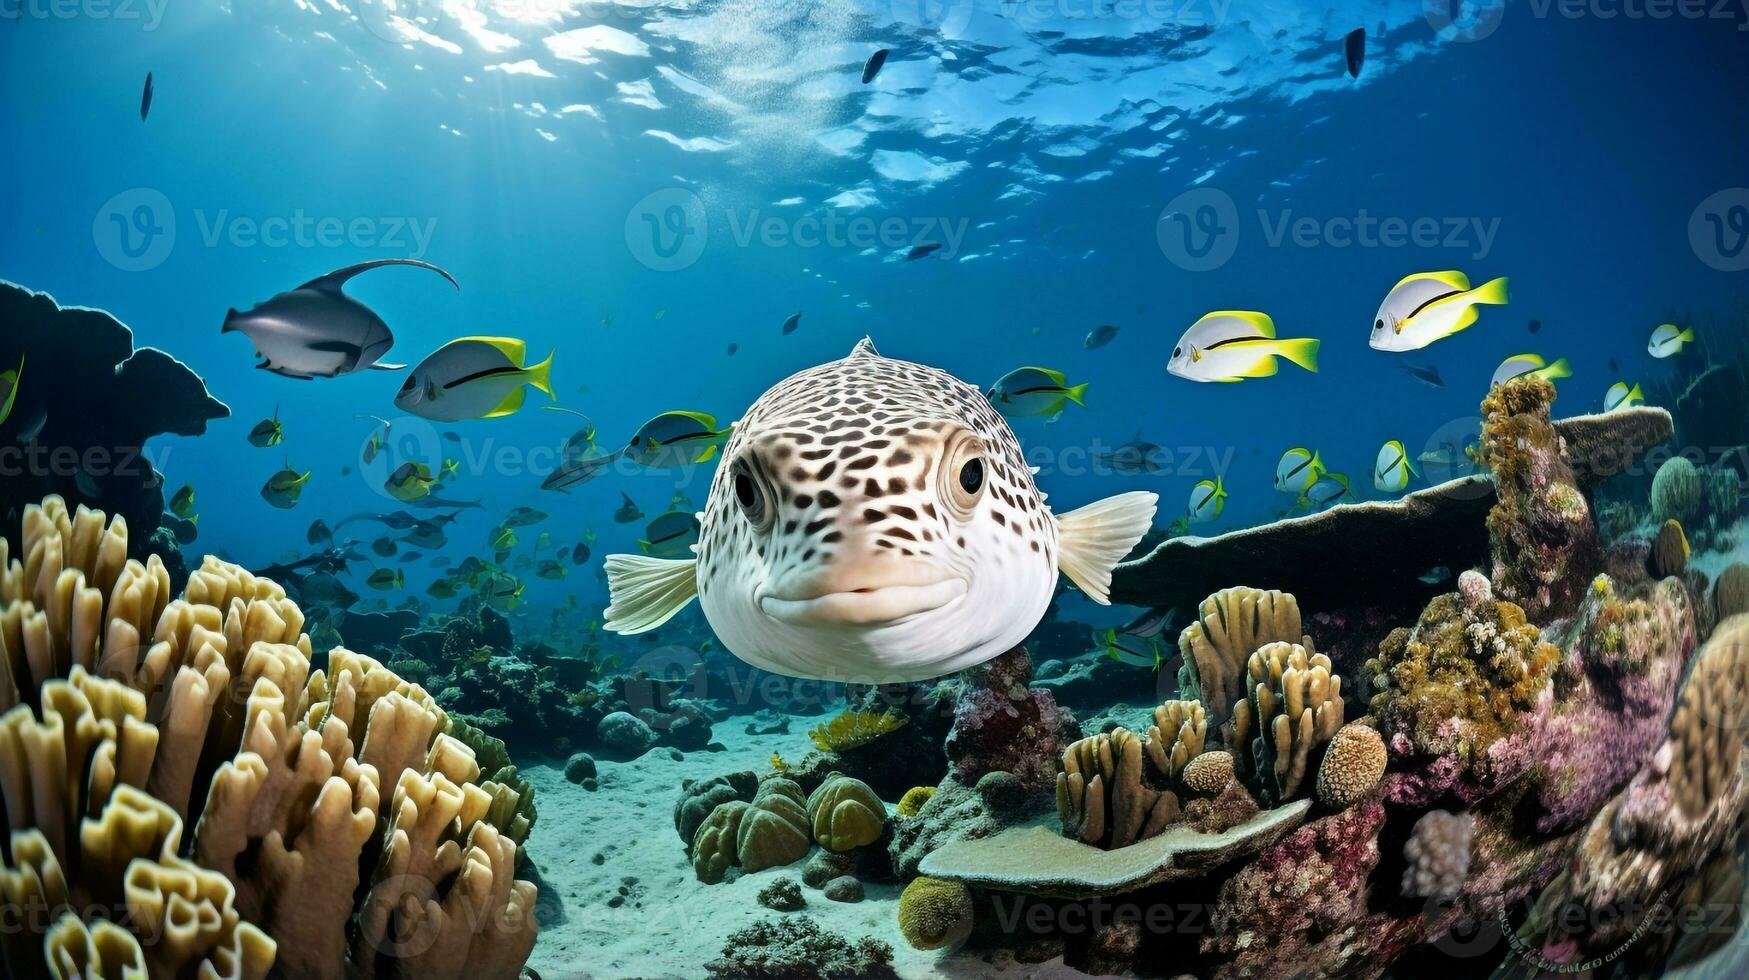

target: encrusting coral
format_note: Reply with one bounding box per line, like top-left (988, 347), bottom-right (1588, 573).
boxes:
top-left (1367, 581), bottom-right (1560, 806)
top-left (0, 496), bottom-right (538, 979)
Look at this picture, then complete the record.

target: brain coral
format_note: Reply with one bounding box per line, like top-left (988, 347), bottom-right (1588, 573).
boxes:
top-left (1650, 456), bottom-right (1703, 523)
top-left (1181, 750), bottom-right (1235, 795)
top-left (1315, 722), bottom-right (1386, 809)
top-left (0, 496), bottom-right (537, 979)
top-left (896, 876), bottom-right (974, 951)
top-left (805, 774), bottom-right (887, 853)
top-left (896, 785), bottom-right (935, 819)
top-left (736, 778), bottom-right (812, 873)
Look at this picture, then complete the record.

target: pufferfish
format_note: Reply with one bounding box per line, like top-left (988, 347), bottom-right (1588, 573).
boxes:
top-left (602, 338), bottom-right (1158, 683)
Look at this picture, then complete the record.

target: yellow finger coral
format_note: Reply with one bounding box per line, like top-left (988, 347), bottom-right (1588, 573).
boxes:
top-left (1055, 728), bottom-right (1180, 849)
top-left (897, 875), bottom-right (974, 951)
top-left (806, 773), bottom-right (887, 852)
top-left (0, 495), bottom-right (539, 979)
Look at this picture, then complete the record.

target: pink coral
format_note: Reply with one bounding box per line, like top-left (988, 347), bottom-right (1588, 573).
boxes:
top-left (943, 647), bottom-right (1081, 792)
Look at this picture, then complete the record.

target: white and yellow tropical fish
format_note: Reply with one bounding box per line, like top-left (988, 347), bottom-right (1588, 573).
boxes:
top-left (1604, 381), bottom-right (1644, 413)
top-left (1166, 311), bottom-right (1319, 383)
top-left (395, 336), bottom-right (554, 422)
top-left (1373, 440), bottom-right (1418, 493)
top-left (1492, 353), bottom-right (1572, 387)
top-left (601, 339), bottom-right (1159, 683)
top-left (1647, 323), bottom-right (1694, 359)
top-left (1369, 271), bottom-right (1509, 352)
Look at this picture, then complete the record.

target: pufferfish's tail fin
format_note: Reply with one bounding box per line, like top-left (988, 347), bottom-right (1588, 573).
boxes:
top-left (603, 553), bottom-right (699, 634)
top-left (1054, 491), bottom-right (1158, 605)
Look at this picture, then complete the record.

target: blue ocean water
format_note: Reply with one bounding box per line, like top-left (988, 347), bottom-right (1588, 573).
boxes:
top-left (1, 0), bottom-right (1745, 629)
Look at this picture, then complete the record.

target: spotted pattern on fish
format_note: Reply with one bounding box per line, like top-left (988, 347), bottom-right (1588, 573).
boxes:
top-left (692, 338), bottom-right (1060, 680)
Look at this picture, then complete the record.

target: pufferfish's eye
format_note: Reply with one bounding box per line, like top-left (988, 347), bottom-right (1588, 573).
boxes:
top-left (939, 430), bottom-right (988, 521)
top-left (730, 458), bottom-right (773, 531)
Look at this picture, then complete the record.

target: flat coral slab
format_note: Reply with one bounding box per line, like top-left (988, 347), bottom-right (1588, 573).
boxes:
top-left (918, 799), bottom-right (1311, 898)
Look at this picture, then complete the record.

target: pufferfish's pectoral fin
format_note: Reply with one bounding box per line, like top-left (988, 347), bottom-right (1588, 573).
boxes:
top-left (603, 553), bottom-right (699, 634)
top-left (1053, 491), bottom-right (1158, 605)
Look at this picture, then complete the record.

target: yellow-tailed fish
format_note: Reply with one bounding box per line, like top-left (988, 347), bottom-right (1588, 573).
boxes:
top-left (638, 510), bottom-right (702, 559)
top-left (395, 336), bottom-right (555, 422)
top-left (1492, 353), bottom-right (1572, 387)
top-left (366, 568), bottom-right (404, 591)
top-left (1369, 271), bottom-right (1509, 352)
top-left (1273, 447), bottom-right (1324, 495)
top-left (489, 526), bottom-right (517, 552)
top-left (625, 411), bottom-right (730, 468)
top-left (169, 484), bottom-right (197, 519)
top-left (1187, 476), bottom-right (1227, 525)
top-left (1604, 382), bottom-right (1644, 413)
top-left (1299, 472), bottom-right (1353, 510)
top-left (1167, 312), bottom-right (1319, 383)
top-left (260, 467), bottom-right (310, 509)
top-left (247, 405), bottom-right (283, 447)
top-left (1373, 440), bottom-right (1418, 493)
top-left (384, 461), bottom-right (437, 502)
top-left (1647, 323), bottom-right (1694, 359)
top-left (988, 366), bottom-right (1089, 417)
top-left (537, 559), bottom-right (568, 580)
top-left (427, 579), bottom-right (459, 599)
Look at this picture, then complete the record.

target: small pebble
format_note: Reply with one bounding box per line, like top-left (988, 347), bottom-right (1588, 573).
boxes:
top-left (823, 875), bottom-right (864, 903)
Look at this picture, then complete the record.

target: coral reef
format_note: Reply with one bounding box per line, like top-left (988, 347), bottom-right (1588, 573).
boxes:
top-left (1143, 699), bottom-right (1205, 782)
top-left (1530, 614), bottom-right (1749, 959)
top-left (0, 284), bottom-right (229, 576)
top-left (676, 770), bottom-right (758, 854)
top-left (895, 876), bottom-right (974, 951)
top-left (738, 778), bottom-right (813, 873)
top-left (941, 646), bottom-right (1080, 792)
top-left (887, 773), bottom-right (1029, 879)
top-left (0, 495), bottom-right (536, 978)
top-left (804, 774), bottom-right (887, 853)
top-left (1482, 376), bottom-right (1599, 619)
top-left (705, 915), bottom-right (895, 980)
top-left (1400, 809), bottom-right (1472, 901)
top-left (1315, 722), bottom-right (1386, 810)
top-left (1367, 582), bottom-right (1560, 806)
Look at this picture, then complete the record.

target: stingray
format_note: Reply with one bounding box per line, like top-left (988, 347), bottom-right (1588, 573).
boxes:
top-left (221, 258), bottom-right (458, 379)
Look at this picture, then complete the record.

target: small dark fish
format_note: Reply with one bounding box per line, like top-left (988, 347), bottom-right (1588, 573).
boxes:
top-left (861, 48), bottom-right (890, 85)
top-left (140, 72), bottom-right (153, 121)
top-left (613, 492), bottom-right (644, 524)
top-left (1395, 362), bottom-right (1444, 388)
top-left (571, 542), bottom-right (591, 565)
top-left (371, 536), bottom-right (397, 558)
top-left (443, 430), bottom-right (461, 442)
top-left (1084, 324), bottom-right (1120, 350)
top-left (905, 242), bottom-right (942, 261)
top-left (726, 343), bottom-right (738, 356)
top-left (1344, 28), bottom-right (1365, 79)
top-left (340, 465), bottom-right (353, 476)
top-left (781, 312), bottom-right (801, 335)
top-left (1528, 319), bottom-right (1542, 333)
top-left (1608, 357), bottom-right (1620, 375)
top-left (307, 519), bottom-right (333, 547)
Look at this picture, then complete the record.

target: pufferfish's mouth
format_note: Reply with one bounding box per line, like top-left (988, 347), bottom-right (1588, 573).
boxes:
top-left (758, 579), bottom-right (968, 627)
